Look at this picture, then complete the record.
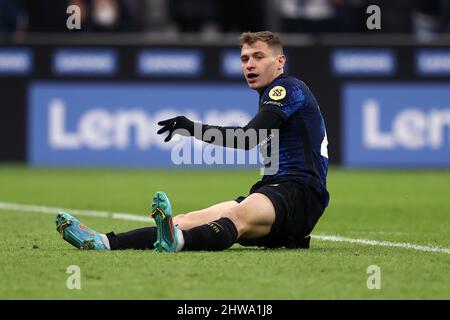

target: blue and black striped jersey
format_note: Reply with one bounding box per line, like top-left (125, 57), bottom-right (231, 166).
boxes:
top-left (259, 74), bottom-right (329, 207)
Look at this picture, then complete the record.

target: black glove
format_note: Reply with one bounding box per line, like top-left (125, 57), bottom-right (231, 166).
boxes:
top-left (157, 116), bottom-right (195, 142)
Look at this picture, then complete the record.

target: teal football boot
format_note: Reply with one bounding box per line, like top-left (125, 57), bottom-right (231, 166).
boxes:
top-left (56, 211), bottom-right (106, 250)
top-left (150, 191), bottom-right (179, 253)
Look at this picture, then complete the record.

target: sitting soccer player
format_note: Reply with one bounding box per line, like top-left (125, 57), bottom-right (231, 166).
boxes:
top-left (56, 31), bottom-right (329, 252)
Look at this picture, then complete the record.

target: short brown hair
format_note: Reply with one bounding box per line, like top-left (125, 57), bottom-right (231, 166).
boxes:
top-left (239, 31), bottom-right (283, 54)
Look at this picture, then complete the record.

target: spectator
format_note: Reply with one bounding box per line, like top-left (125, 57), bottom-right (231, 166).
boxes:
top-left (278, 0), bottom-right (360, 33)
top-left (168, 0), bottom-right (220, 33)
top-left (0, 0), bottom-right (24, 34)
top-left (412, 0), bottom-right (450, 38)
top-left (219, 0), bottom-right (266, 33)
top-left (23, 0), bottom-right (70, 32)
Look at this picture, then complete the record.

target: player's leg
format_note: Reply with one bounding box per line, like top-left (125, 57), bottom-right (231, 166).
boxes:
top-left (105, 227), bottom-right (156, 250)
top-left (56, 210), bottom-right (156, 250)
top-left (56, 212), bottom-right (108, 250)
top-left (179, 193), bottom-right (275, 251)
top-left (105, 200), bottom-right (239, 250)
top-left (152, 191), bottom-right (276, 252)
top-left (57, 199), bottom-right (241, 251)
top-left (221, 193), bottom-right (275, 239)
top-left (173, 200), bottom-right (239, 230)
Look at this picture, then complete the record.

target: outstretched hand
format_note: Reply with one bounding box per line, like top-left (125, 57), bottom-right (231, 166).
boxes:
top-left (157, 116), bottom-right (194, 142)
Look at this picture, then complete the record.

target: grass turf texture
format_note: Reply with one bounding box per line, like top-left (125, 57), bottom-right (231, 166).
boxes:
top-left (0, 165), bottom-right (449, 299)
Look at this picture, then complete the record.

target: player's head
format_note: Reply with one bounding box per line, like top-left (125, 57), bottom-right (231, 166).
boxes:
top-left (240, 31), bottom-right (286, 91)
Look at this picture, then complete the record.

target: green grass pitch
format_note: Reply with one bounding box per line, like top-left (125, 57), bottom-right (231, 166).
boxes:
top-left (0, 165), bottom-right (449, 299)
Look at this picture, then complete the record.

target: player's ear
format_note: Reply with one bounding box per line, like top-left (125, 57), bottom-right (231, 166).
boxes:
top-left (277, 55), bottom-right (286, 71)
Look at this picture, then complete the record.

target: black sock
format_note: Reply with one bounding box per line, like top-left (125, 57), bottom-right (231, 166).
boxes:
top-left (106, 227), bottom-right (157, 250)
top-left (182, 217), bottom-right (238, 251)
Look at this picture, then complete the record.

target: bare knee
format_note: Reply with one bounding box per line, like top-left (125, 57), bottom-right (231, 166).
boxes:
top-left (221, 206), bottom-right (249, 236)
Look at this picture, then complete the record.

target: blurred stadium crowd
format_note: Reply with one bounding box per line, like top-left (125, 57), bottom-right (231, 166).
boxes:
top-left (0, 0), bottom-right (449, 37)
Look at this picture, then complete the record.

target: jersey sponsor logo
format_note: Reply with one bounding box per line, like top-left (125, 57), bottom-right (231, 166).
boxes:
top-left (269, 86), bottom-right (286, 101)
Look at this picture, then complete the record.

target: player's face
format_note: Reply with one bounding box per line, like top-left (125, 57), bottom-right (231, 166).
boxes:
top-left (241, 41), bottom-right (285, 91)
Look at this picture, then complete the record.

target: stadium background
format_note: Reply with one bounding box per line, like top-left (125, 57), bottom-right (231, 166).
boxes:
top-left (0, 0), bottom-right (449, 167)
top-left (0, 0), bottom-right (449, 300)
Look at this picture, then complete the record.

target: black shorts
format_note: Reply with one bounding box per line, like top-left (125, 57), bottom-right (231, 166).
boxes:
top-left (234, 178), bottom-right (325, 249)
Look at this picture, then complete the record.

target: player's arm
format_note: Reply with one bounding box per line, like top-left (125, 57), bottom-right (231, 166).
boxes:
top-left (157, 110), bottom-right (284, 150)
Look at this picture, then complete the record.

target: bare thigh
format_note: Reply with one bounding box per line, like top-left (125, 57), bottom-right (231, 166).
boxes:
top-left (173, 201), bottom-right (239, 230)
top-left (222, 193), bottom-right (276, 239)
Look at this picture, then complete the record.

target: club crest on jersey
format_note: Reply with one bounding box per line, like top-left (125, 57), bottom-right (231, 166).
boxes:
top-left (78, 224), bottom-right (95, 234)
top-left (269, 86), bottom-right (286, 101)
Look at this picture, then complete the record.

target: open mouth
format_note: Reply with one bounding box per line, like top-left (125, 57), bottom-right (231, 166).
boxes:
top-left (246, 73), bottom-right (259, 83)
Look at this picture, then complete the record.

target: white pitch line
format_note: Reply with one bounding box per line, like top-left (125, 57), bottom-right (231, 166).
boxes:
top-left (312, 235), bottom-right (450, 255)
top-left (1, 201), bottom-right (449, 255)
top-left (0, 201), bottom-right (154, 223)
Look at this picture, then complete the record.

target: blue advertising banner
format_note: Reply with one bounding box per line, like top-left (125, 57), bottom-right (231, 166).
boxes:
top-left (137, 50), bottom-right (202, 77)
top-left (332, 49), bottom-right (396, 76)
top-left (221, 50), bottom-right (243, 78)
top-left (53, 49), bottom-right (117, 76)
top-left (343, 83), bottom-right (450, 167)
top-left (0, 48), bottom-right (33, 75)
top-left (28, 82), bottom-right (260, 167)
top-left (416, 50), bottom-right (450, 76)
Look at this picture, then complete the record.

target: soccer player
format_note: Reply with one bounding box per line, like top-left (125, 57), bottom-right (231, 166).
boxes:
top-left (56, 31), bottom-right (329, 252)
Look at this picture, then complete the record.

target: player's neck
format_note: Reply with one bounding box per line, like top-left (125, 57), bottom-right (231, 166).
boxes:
top-left (257, 72), bottom-right (284, 95)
